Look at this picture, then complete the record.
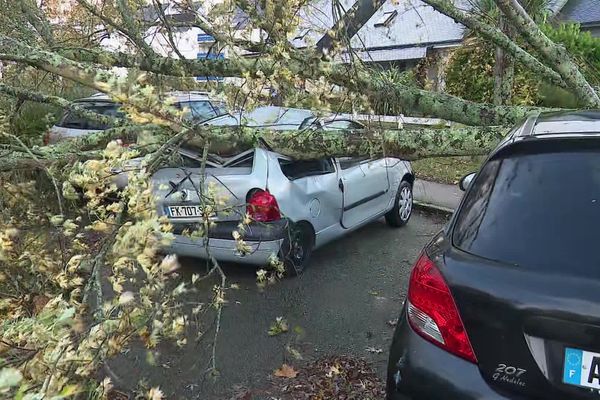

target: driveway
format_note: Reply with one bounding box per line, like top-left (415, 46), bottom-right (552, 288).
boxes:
top-left (109, 210), bottom-right (448, 399)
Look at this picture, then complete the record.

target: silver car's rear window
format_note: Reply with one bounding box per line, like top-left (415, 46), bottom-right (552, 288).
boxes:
top-left (57, 102), bottom-right (124, 130)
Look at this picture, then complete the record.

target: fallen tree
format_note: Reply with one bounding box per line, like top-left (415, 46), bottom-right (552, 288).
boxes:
top-left (0, 0), bottom-right (596, 398)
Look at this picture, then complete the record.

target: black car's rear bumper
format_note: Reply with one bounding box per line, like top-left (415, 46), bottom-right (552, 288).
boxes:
top-left (387, 305), bottom-right (514, 400)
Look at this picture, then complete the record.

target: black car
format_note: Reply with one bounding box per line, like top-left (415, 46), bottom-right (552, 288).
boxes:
top-left (387, 111), bottom-right (600, 399)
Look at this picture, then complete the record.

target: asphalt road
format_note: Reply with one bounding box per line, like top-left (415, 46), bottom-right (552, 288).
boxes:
top-left (110, 210), bottom-right (448, 399)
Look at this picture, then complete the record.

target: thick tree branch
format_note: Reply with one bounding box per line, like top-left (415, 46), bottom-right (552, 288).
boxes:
top-left (19, 0), bottom-right (55, 47)
top-left (76, 0), bottom-right (154, 57)
top-left (2, 124), bottom-right (507, 173)
top-left (317, 0), bottom-right (385, 55)
top-left (152, 0), bottom-right (186, 60)
top-left (337, 68), bottom-right (544, 126)
top-left (421, 0), bottom-right (565, 90)
top-left (494, 0), bottom-right (600, 107)
top-left (0, 83), bottom-right (116, 127)
top-left (53, 45), bottom-right (543, 126)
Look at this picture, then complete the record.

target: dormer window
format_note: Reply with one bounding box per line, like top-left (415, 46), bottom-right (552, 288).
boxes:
top-left (374, 10), bottom-right (398, 27)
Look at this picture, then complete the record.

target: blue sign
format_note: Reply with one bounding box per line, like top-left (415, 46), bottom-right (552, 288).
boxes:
top-left (197, 33), bottom-right (215, 43)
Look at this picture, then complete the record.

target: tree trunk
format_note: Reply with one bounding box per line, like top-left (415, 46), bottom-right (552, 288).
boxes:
top-left (494, 0), bottom-right (600, 108)
top-left (493, 16), bottom-right (515, 105)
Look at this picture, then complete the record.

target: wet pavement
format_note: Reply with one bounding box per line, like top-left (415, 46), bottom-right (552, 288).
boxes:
top-left (109, 210), bottom-right (448, 399)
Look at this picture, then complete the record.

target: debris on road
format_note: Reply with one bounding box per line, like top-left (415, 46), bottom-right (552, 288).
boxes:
top-left (274, 364), bottom-right (298, 378)
top-left (365, 347), bottom-right (383, 354)
top-left (268, 317), bottom-right (289, 336)
top-left (387, 318), bottom-right (398, 327)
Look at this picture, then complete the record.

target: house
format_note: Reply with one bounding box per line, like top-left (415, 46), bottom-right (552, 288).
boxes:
top-left (558, 0), bottom-right (600, 37)
top-left (339, 0), bottom-right (467, 91)
top-left (343, 0), bottom-right (466, 68)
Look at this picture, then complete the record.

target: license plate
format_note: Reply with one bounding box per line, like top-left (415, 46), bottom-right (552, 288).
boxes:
top-left (165, 205), bottom-right (203, 218)
top-left (564, 347), bottom-right (600, 389)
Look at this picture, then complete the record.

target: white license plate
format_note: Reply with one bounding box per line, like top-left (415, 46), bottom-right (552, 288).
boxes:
top-left (166, 205), bottom-right (203, 218)
top-left (564, 347), bottom-right (600, 389)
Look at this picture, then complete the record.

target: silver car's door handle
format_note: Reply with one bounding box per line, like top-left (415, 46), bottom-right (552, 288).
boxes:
top-left (338, 179), bottom-right (344, 192)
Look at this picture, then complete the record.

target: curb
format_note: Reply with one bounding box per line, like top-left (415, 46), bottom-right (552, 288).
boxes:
top-left (414, 200), bottom-right (455, 216)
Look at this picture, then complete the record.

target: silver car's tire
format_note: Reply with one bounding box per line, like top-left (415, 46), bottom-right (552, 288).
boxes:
top-left (280, 222), bottom-right (314, 277)
top-left (385, 181), bottom-right (413, 228)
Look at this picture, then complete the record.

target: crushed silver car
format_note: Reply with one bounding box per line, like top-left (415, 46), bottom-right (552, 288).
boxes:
top-left (151, 107), bottom-right (414, 275)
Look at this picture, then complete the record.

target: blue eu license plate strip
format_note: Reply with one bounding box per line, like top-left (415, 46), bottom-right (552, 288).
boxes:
top-left (564, 347), bottom-right (600, 390)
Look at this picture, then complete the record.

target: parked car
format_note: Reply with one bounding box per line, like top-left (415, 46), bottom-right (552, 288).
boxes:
top-left (151, 107), bottom-right (414, 275)
top-left (111, 106), bottom-right (365, 188)
top-left (387, 111), bottom-right (600, 399)
top-left (44, 91), bottom-right (228, 144)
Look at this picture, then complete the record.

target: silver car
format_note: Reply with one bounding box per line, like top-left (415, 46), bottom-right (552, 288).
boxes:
top-left (45, 91), bottom-right (228, 144)
top-left (152, 109), bottom-right (414, 275)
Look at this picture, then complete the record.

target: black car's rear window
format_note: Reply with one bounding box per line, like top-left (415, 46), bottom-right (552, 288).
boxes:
top-left (453, 149), bottom-right (600, 273)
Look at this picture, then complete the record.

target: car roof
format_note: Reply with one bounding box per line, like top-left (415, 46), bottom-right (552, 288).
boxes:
top-left (519, 110), bottom-right (600, 138)
top-left (242, 106), bottom-right (316, 129)
top-left (489, 110), bottom-right (600, 158)
top-left (75, 91), bottom-right (218, 103)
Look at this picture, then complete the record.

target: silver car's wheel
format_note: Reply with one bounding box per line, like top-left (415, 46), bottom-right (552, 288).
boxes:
top-left (398, 185), bottom-right (413, 222)
top-left (280, 222), bottom-right (314, 277)
top-left (385, 180), bottom-right (413, 228)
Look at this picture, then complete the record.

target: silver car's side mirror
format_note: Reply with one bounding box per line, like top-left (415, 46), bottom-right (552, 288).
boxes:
top-left (459, 172), bottom-right (476, 192)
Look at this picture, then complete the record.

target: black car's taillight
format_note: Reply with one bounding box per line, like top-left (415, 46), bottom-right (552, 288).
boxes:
top-left (407, 252), bottom-right (477, 363)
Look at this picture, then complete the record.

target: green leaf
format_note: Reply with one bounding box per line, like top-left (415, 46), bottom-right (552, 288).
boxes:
top-left (54, 307), bottom-right (75, 327)
top-left (268, 317), bottom-right (289, 336)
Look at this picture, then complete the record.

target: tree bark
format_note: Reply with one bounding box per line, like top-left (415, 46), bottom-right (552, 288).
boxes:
top-left (203, 125), bottom-right (508, 160)
top-left (52, 45), bottom-right (545, 126)
top-left (493, 16), bottom-right (515, 105)
top-left (2, 124), bottom-right (507, 172)
top-left (494, 0), bottom-right (600, 107)
top-left (420, 0), bottom-right (565, 90)
top-left (0, 83), bottom-right (117, 126)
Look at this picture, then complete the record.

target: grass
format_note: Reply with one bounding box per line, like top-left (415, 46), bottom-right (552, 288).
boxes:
top-left (412, 156), bottom-right (484, 185)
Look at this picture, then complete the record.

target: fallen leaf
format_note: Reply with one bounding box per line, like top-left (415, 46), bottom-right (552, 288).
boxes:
top-left (274, 364), bottom-right (298, 378)
top-left (147, 387), bottom-right (164, 400)
top-left (325, 364), bottom-right (341, 378)
top-left (286, 345), bottom-right (303, 360)
top-left (268, 317), bottom-right (289, 336)
top-left (32, 294), bottom-right (50, 314)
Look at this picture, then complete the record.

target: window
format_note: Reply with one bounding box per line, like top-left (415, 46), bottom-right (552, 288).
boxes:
top-left (453, 147), bottom-right (600, 277)
top-left (374, 10), bottom-right (398, 27)
top-left (279, 158), bottom-right (335, 180)
top-left (322, 120), bottom-right (363, 130)
top-left (179, 101), bottom-right (217, 122)
top-left (211, 102), bottom-right (228, 117)
top-left (57, 102), bottom-right (124, 130)
top-left (338, 156), bottom-right (370, 170)
top-left (227, 153), bottom-right (254, 168)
